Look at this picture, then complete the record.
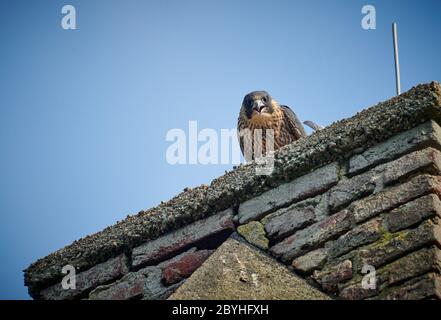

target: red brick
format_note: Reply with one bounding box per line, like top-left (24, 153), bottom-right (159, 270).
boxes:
top-left (40, 254), bottom-right (129, 300)
top-left (339, 283), bottom-right (378, 300)
top-left (358, 220), bottom-right (441, 268)
top-left (386, 194), bottom-right (441, 232)
top-left (377, 246), bottom-right (441, 287)
top-left (270, 210), bottom-right (352, 263)
top-left (328, 218), bottom-right (383, 259)
top-left (329, 148), bottom-right (441, 211)
top-left (312, 260), bottom-right (353, 293)
top-left (377, 273), bottom-right (441, 300)
top-left (161, 249), bottom-right (213, 285)
top-left (264, 206), bottom-right (316, 241)
top-left (349, 121), bottom-right (441, 175)
top-left (132, 209), bottom-right (234, 268)
top-left (350, 174), bottom-right (441, 224)
top-left (238, 162), bottom-right (339, 224)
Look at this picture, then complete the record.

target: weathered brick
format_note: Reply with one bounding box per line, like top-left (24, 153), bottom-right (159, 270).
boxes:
top-left (329, 148), bottom-right (441, 211)
top-left (386, 194), bottom-right (441, 232)
top-left (238, 162), bottom-right (339, 224)
top-left (89, 266), bottom-right (182, 300)
top-left (377, 246), bottom-right (441, 288)
top-left (312, 260), bottom-right (353, 293)
top-left (382, 147), bottom-right (441, 184)
top-left (350, 174), bottom-right (441, 224)
top-left (328, 173), bottom-right (377, 211)
top-left (358, 220), bottom-right (441, 268)
top-left (264, 206), bottom-right (316, 241)
top-left (132, 209), bottom-right (235, 268)
top-left (89, 268), bottom-right (153, 300)
top-left (158, 247), bottom-right (197, 265)
top-left (375, 273), bottom-right (441, 300)
top-left (328, 218), bottom-right (383, 259)
top-left (339, 282), bottom-right (378, 300)
top-left (292, 248), bottom-right (328, 274)
top-left (40, 254), bottom-right (129, 300)
top-left (160, 249), bottom-right (213, 285)
top-left (349, 120), bottom-right (441, 175)
top-left (270, 210), bottom-right (352, 263)
top-left (339, 246), bottom-right (441, 300)
top-left (143, 281), bottom-right (183, 300)
top-left (237, 221), bottom-right (269, 250)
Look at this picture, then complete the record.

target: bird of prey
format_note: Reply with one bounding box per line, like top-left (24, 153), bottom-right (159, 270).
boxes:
top-left (237, 91), bottom-right (307, 161)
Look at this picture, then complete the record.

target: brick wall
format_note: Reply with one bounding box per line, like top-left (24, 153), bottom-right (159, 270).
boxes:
top-left (24, 82), bottom-right (441, 300)
top-left (263, 122), bottom-right (441, 299)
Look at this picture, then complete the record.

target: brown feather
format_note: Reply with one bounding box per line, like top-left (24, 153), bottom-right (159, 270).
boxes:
top-left (237, 100), bottom-right (306, 161)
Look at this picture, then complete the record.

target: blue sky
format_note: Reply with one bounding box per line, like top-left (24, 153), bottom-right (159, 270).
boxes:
top-left (0, 0), bottom-right (440, 299)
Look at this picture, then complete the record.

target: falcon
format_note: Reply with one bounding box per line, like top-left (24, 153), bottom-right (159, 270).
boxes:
top-left (237, 91), bottom-right (307, 161)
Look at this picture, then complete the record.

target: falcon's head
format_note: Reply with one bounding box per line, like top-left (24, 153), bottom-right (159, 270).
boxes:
top-left (242, 91), bottom-right (279, 120)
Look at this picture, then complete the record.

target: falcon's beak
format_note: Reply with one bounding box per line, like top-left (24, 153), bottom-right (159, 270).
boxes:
top-left (252, 100), bottom-right (265, 113)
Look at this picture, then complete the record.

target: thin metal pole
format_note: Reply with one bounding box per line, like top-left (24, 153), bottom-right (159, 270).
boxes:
top-left (392, 23), bottom-right (401, 95)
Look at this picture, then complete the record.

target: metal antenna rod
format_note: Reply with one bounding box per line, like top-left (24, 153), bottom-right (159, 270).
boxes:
top-left (392, 22), bottom-right (401, 95)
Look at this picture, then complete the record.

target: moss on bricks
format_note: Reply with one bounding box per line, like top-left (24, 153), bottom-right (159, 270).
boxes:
top-left (237, 221), bottom-right (269, 250)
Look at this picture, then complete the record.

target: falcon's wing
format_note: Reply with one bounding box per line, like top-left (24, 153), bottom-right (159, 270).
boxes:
top-left (237, 116), bottom-right (248, 160)
top-left (280, 105), bottom-right (307, 139)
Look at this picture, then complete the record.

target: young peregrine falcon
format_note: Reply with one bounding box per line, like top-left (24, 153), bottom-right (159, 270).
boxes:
top-left (237, 91), bottom-right (307, 161)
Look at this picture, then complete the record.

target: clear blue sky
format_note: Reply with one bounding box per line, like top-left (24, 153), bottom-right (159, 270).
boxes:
top-left (0, 0), bottom-right (440, 299)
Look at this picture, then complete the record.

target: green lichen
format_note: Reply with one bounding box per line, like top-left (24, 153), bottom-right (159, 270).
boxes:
top-left (237, 221), bottom-right (269, 250)
top-left (368, 227), bottom-right (407, 250)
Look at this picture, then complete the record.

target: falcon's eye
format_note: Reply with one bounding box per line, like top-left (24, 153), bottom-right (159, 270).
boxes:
top-left (262, 96), bottom-right (267, 103)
